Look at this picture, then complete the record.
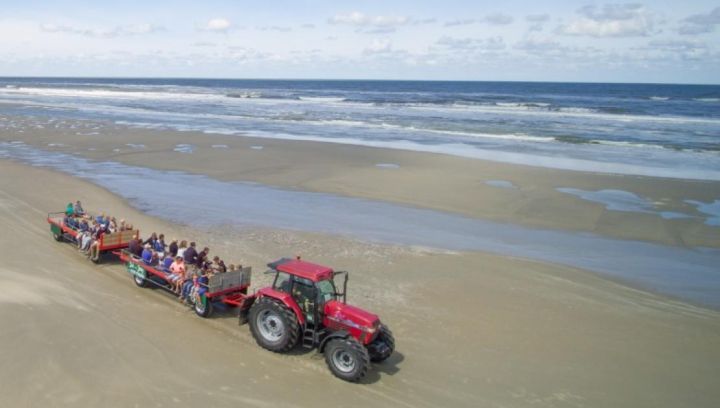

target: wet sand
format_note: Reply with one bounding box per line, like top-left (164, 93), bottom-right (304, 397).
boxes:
top-left (2, 159), bottom-right (720, 407)
top-left (3, 118), bottom-right (720, 248)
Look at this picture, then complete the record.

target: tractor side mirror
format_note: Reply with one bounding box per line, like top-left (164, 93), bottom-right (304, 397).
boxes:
top-left (333, 270), bottom-right (349, 304)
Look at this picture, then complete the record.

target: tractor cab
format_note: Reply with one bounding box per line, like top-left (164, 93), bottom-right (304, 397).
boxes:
top-left (266, 257), bottom-right (347, 323)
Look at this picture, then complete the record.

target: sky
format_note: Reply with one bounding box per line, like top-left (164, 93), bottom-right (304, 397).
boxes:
top-left (0, 0), bottom-right (719, 83)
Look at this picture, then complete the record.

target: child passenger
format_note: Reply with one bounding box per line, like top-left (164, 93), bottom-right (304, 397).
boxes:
top-left (169, 256), bottom-right (186, 295)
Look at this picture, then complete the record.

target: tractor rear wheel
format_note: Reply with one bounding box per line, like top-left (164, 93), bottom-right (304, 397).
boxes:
top-left (369, 325), bottom-right (395, 363)
top-left (324, 337), bottom-right (369, 382)
top-left (248, 297), bottom-right (299, 352)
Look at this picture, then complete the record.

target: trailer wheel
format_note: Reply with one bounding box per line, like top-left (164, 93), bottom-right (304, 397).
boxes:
top-left (248, 297), bottom-right (299, 352)
top-left (132, 269), bottom-right (148, 288)
top-left (369, 325), bottom-right (395, 363)
top-left (194, 295), bottom-right (213, 318)
top-left (324, 337), bottom-right (369, 382)
top-left (51, 225), bottom-right (63, 241)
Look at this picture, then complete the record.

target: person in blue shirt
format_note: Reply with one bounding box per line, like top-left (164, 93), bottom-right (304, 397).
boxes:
top-left (141, 244), bottom-right (153, 265)
top-left (154, 234), bottom-right (166, 258)
top-left (161, 255), bottom-right (174, 273)
top-left (195, 268), bottom-right (210, 302)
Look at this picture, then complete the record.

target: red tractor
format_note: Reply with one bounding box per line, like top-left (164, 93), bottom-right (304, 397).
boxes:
top-left (245, 258), bottom-right (395, 382)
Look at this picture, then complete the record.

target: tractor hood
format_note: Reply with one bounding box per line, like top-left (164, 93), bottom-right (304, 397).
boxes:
top-left (324, 300), bottom-right (379, 331)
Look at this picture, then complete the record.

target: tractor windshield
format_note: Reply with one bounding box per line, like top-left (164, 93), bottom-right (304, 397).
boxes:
top-left (316, 279), bottom-right (336, 303)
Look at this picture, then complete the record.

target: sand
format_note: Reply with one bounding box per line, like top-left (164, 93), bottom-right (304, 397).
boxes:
top-left (3, 117), bottom-right (720, 248)
top-left (2, 157), bottom-right (720, 407)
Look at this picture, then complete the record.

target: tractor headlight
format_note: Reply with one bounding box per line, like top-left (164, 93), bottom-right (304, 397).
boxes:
top-left (365, 321), bottom-right (380, 334)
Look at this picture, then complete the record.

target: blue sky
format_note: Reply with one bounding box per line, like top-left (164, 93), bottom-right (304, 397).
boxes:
top-left (0, 1), bottom-right (719, 83)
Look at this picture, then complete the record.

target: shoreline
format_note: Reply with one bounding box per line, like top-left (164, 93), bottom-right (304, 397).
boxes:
top-left (2, 116), bottom-right (719, 249)
top-left (1, 154), bottom-right (716, 311)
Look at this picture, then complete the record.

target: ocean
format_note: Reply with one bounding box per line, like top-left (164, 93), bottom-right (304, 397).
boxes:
top-left (1, 77), bottom-right (719, 180)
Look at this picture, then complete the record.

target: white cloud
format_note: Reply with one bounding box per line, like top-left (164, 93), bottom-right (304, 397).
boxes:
top-left (483, 14), bottom-right (514, 25)
top-left (641, 39), bottom-right (711, 60)
top-left (363, 38), bottom-right (393, 54)
top-left (526, 14), bottom-right (550, 23)
top-left (256, 26), bottom-right (292, 32)
top-left (201, 18), bottom-right (232, 32)
top-left (329, 12), bottom-right (409, 27)
top-left (436, 36), bottom-right (506, 51)
top-left (679, 7), bottom-right (720, 35)
top-left (444, 14), bottom-right (514, 27)
top-left (40, 23), bottom-right (163, 38)
top-left (526, 14), bottom-right (550, 32)
top-left (412, 18), bottom-right (438, 25)
top-left (578, 3), bottom-right (644, 21)
top-left (444, 19), bottom-right (476, 27)
top-left (557, 3), bottom-right (657, 37)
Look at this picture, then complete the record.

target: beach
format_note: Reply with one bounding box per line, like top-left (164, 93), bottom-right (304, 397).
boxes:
top-left (1, 78), bottom-right (720, 407)
top-left (2, 145), bottom-right (720, 407)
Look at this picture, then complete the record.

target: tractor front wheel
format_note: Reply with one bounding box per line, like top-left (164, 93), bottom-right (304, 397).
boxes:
top-left (248, 297), bottom-right (299, 352)
top-left (324, 337), bottom-right (369, 382)
top-left (369, 325), bottom-right (395, 363)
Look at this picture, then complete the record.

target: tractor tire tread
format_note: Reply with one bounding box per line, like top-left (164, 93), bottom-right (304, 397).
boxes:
top-left (324, 337), bottom-right (369, 383)
top-left (249, 297), bottom-right (299, 353)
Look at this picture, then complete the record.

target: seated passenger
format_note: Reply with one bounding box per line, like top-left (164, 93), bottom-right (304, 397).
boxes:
top-left (128, 236), bottom-right (140, 257)
top-left (150, 251), bottom-right (160, 267)
top-left (154, 234), bottom-right (166, 258)
top-left (191, 268), bottom-right (211, 304)
top-left (74, 200), bottom-right (85, 216)
top-left (211, 256), bottom-right (226, 274)
top-left (107, 217), bottom-right (117, 234)
top-left (176, 240), bottom-right (188, 259)
top-left (143, 232), bottom-right (158, 248)
top-left (169, 256), bottom-right (186, 295)
top-left (168, 239), bottom-right (178, 258)
top-left (87, 228), bottom-right (104, 260)
top-left (162, 255), bottom-right (174, 272)
top-left (67, 216), bottom-right (79, 230)
top-left (141, 244), bottom-right (153, 265)
top-left (181, 264), bottom-right (199, 302)
top-left (183, 242), bottom-right (198, 266)
top-left (65, 202), bottom-right (75, 217)
top-left (197, 247), bottom-right (210, 269)
top-left (79, 219), bottom-right (89, 232)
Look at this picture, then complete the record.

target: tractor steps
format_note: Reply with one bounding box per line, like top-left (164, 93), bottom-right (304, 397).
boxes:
top-left (302, 322), bottom-right (325, 349)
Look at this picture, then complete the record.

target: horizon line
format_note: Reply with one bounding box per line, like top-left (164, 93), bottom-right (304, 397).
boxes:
top-left (0, 75), bottom-right (718, 87)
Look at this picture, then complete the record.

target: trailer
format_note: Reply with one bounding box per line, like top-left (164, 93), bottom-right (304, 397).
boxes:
top-left (48, 212), bottom-right (138, 262)
top-left (118, 250), bottom-right (255, 318)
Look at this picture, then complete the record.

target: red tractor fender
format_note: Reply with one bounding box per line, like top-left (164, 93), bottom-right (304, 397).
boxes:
top-left (318, 329), bottom-right (351, 353)
top-left (256, 287), bottom-right (306, 326)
